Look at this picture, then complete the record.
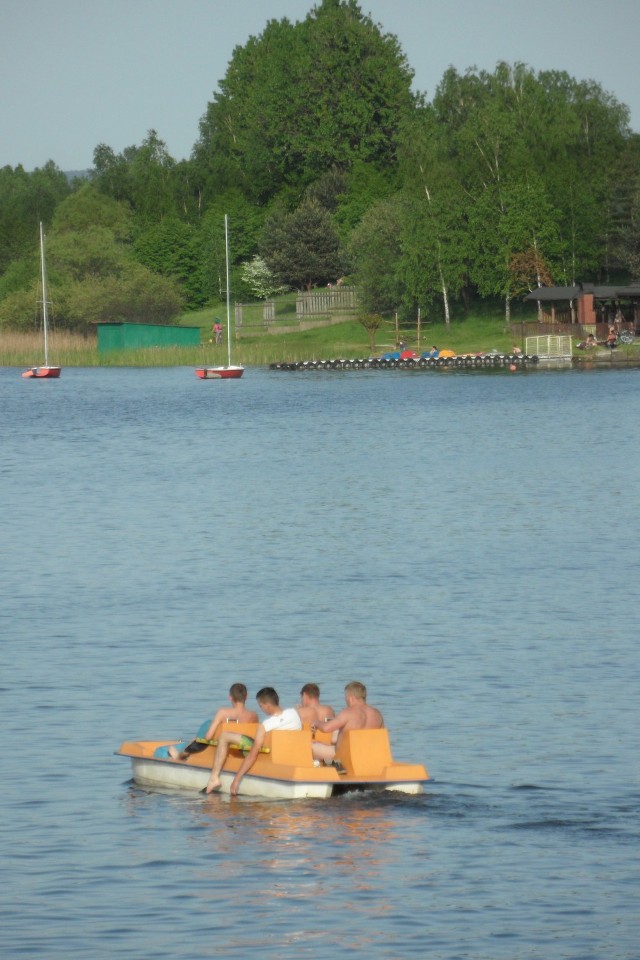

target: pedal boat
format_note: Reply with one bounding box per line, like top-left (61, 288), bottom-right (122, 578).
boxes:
top-left (116, 723), bottom-right (430, 800)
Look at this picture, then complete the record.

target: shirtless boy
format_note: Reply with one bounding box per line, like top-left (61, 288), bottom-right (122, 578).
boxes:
top-left (296, 683), bottom-right (335, 727)
top-left (204, 687), bottom-right (301, 795)
top-left (311, 681), bottom-right (383, 765)
top-left (168, 683), bottom-right (258, 761)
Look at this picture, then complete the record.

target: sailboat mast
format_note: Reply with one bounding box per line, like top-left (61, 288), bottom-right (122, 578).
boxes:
top-left (40, 222), bottom-right (49, 367)
top-left (224, 214), bottom-right (232, 368)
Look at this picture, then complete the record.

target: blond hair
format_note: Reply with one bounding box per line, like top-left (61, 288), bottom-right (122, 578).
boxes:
top-left (345, 681), bottom-right (366, 701)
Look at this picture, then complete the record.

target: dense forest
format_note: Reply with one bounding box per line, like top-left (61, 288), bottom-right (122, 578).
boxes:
top-left (1, 0), bottom-right (639, 333)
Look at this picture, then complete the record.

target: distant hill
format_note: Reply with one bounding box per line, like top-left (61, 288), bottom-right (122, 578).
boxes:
top-left (64, 169), bottom-right (90, 183)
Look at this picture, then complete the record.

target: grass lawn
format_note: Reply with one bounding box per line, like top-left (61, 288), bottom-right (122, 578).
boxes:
top-left (2, 298), bottom-right (638, 367)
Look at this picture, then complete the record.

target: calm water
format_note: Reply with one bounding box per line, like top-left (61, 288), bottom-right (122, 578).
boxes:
top-left (1, 364), bottom-right (638, 959)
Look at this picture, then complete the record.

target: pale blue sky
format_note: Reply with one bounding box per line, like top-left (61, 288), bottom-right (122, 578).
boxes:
top-left (2, 0), bottom-right (639, 171)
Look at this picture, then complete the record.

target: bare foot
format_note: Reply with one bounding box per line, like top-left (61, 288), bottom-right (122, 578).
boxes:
top-left (168, 745), bottom-right (183, 761)
top-left (204, 776), bottom-right (221, 794)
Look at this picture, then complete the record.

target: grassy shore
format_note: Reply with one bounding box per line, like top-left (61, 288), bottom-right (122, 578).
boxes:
top-left (2, 309), bottom-right (638, 367)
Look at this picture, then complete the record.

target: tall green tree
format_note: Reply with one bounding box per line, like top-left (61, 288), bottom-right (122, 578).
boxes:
top-left (133, 219), bottom-right (198, 296)
top-left (193, 192), bottom-right (266, 305)
top-left (192, 0), bottom-right (415, 203)
top-left (398, 106), bottom-right (472, 323)
top-left (261, 200), bottom-right (344, 290)
top-left (0, 162), bottom-right (70, 274)
top-left (92, 131), bottom-right (180, 225)
top-left (399, 63), bottom-right (631, 318)
top-left (349, 196), bottom-right (405, 313)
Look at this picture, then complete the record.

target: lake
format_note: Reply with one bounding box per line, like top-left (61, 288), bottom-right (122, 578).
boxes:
top-left (1, 364), bottom-right (638, 959)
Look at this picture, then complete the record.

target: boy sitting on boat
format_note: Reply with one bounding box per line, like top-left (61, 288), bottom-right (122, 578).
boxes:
top-left (204, 687), bottom-right (301, 795)
top-left (163, 683), bottom-right (258, 762)
top-left (312, 681), bottom-right (384, 769)
top-left (296, 683), bottom-right (335, 727)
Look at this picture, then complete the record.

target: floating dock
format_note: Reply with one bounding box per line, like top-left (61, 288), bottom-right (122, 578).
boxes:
top-left (270, 354), bottom-right (540, 372)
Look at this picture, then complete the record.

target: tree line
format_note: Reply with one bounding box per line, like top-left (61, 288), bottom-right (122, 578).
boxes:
top-left (1, 0), bottom-right (639, 334)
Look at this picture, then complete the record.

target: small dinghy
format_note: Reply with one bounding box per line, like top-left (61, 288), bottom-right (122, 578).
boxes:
top-left (195, 214), bottom-right (244, 381)
top-left (22, 223), bottom-right (61, 379)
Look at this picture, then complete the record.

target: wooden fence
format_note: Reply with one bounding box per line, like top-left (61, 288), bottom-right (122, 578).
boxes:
top-left (296, 286), bottom-right (358, 318)
top-left (234, 286), bottom-right (359, 333)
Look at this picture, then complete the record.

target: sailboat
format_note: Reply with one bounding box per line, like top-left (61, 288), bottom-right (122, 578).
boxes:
top-left (195, 214), bottom-right (244, 379)
top-left (22, 223), bottom-right (61, 379)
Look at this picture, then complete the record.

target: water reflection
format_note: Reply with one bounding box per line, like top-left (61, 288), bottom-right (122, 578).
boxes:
top-left (124, 784), bottom-right (425, 907)
top-left (200, 794), bottom-right (401, 871)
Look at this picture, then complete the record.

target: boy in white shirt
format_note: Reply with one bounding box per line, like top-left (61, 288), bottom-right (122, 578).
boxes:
top-left (204, 686), bottom-right (301, 795)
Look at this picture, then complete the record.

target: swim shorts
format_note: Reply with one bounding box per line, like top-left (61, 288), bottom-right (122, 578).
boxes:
top-left (238, 734), bottom-right (254, 751)
top-left (183, 739), bottom-right (207, 755)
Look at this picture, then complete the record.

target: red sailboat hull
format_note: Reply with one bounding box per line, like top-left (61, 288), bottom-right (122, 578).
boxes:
top-left (22, 366), bottom-right (61, 379)
top-left (195, 366), bottom-right (244, 380)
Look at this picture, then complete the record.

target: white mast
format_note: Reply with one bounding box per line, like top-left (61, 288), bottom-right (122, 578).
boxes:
top-left (224, 214), bottom-right (232, 368)
top-left (39, 222), bottom-right (50, 367)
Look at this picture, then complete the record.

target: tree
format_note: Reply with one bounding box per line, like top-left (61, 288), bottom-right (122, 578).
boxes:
top-left (92, 144), bottom-right (131, 203)
top-left (349, 196), bottom-right (404, 313)
top-left (468, 178), bottom-right (562, 321)
top-left (612, 181), bottom-right (640, 278)
top-left (0, 162), bottom-right (70, 274)
top-left (133, 219), bottom-right (200, 306)
top-left (53, 183), bottom-right (132, 239)
top-left (509, 248), bottom-right (554, 296)
top-left (63, 265), bottom-right (182, 327)
top-left (607, 135), bottom-right (640, 279)
top-left (401, 62), bottom-right (631, 319)
top-left (398, 108), bottom-right (473, 324)
top-left (0, 188), bottom-right (183, 332)
top-left (190, 194), bottom-right (266, 306)
top-left (333, 161), bottom-right (396, 236)
top-left (261, 201), bottom-right (344, 290)
top-left (192, 0), bottom-right (415, 203)
top-left (241, 256), bottom-right (287, 299)
top-left (92, 131), bottom-right (179, 225)
top-left (357, 312), bottom-right (384, 353)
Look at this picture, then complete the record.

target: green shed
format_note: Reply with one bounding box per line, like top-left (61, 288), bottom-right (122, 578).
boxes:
top-left (97, 322), bottom-right (201, 353)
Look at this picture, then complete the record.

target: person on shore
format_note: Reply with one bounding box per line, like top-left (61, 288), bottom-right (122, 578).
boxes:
top-left (577, 333), bottom-right (598, 350)
top-left (606, 326), bottom-right (617, 349)
top-left (311, 681), bottom-right (384, 768)
top-left (212, 319), bottom-right (223, 344)
top-left (296, 683), bottom-right (334, 727)
top-left (204, 687), bottom-right (301, 795)
top-left (168, 683), bottom-right (258, 762)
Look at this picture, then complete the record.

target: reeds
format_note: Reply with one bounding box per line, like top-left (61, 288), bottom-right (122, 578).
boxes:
top-left (0, 330), bottom-right (100, 366)
top-left (1, 312), bottom-right (554, 368)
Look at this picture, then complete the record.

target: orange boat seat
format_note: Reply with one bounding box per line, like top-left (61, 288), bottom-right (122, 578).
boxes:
top-left (334, 728), bottom-right (394, 776)
top-left (263, 728), bottom-right (315, 767)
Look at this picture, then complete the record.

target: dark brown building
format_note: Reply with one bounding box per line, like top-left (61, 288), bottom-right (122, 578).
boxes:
top-left (525, 283), bottom-right (640, 332)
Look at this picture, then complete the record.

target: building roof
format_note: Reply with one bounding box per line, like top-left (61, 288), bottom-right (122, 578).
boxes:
top-left (524, 286), bottom-right (580, 301)
top-left (525, 283), bottom-right (640, 302)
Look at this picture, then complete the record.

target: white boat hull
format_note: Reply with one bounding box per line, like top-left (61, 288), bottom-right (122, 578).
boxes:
top-left (129, 756), bottom-right (334, 799)
top-left (126, 756), bottom-right (425, 799)
top-left (117, 726), bottom-right (430, 800)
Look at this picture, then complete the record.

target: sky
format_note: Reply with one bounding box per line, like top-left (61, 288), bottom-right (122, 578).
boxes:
top-left (2, 0), bottom-right (639, 172)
